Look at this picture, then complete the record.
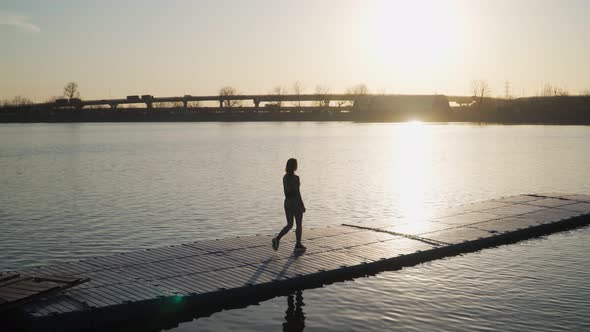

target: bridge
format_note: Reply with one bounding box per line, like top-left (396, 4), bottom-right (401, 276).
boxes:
top-left (29, 93), bottom-right (457, 111)
top-left (47, 94), bottom-right (370, 110)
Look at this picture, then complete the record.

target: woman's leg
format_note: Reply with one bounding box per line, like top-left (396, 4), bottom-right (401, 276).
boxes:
top-left (294, 211), bottom-right (303, 244)
top-left (277, 208), bottom-right (295, 240)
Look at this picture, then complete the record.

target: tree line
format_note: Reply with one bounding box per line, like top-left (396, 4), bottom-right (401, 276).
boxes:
top-left (217, 83), bottom-right (370, 109)
top-left (2, 80), bottom-right (589, 108)
top-left (1, 82), bottom-right (372, 108)
top-left (471, 80), bottom-right (586, 101)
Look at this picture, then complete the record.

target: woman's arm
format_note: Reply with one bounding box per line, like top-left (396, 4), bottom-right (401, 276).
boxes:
top-left (298, 191), bottom-right (306, 212)
top-left (296, 177), bottom-right (306, 212)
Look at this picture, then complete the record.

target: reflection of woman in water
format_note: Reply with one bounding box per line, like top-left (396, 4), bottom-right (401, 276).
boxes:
top-left (272, 158), bottom-right (306, 251)
top-left (283, 290), bottom-right (305, 332)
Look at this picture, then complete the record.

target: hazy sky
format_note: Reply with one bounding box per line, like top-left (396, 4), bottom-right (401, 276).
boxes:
top-left (1, 0), bottom-right (589, 101)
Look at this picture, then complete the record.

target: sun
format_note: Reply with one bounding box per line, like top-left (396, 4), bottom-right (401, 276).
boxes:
top-left (364, 0), bottom-right (461, 75)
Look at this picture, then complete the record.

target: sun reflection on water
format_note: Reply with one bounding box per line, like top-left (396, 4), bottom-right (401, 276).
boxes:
top-left (392, 122), bottom-right (435, 228)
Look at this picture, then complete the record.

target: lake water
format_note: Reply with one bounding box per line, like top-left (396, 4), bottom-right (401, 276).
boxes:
top-left (1, 122), bottom-right (589, 331)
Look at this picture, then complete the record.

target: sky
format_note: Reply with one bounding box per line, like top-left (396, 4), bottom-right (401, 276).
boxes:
top-left (1, 0), bottom-right (589, 101)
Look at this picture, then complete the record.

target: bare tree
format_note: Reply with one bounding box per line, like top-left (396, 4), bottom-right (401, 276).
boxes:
top-left (219, 86), bottom-right (241, 108)
top-left (557, 88), bottom-right (569, 96)
top-left (153, 101), bottom-right (185, 108)
top-left (2, 96), bottom-right (33, 107)
top-left (187, 100), bottom-right (201, 108)
top-left (542, 84), bottom-right (553, 97)
top-left (314, 85), bottom-right (330, 107)
top-left (12, 96), bottom-right (33, 106)
top-left (271, 85), bottom-right (285, 108)
top-left (346, 83), bottom-right (369, 96)
top-left (63, 82), bottom-right (80, 99)
top-left (542, 83), bottom-right (569, 97)
top-left (291, 81), bottom-right (303, 109)
top-left (471, 80), bottom-right (490, 106)
top-left (346, 83), bottom-right (370, 106)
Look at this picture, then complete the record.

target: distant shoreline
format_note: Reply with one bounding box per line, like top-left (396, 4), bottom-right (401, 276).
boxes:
top-left (2, 94), bottom-right (589, 125)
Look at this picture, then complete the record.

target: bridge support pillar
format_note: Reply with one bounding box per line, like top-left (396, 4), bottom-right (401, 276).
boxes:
top-left (146, 102), bottom-right (152, 109)
top-left (110, 103), bottom-right (118, 109)
top-left (254, 100), bottom-right (260, 109)
top-left (183, 100), bottom-right (188, 109)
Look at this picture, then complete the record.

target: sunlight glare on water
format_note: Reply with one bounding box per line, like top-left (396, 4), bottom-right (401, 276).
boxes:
top-left (392, 121), bottom-right (435, 224)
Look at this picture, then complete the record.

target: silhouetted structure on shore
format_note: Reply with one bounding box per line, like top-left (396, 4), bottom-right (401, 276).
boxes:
top-left (451, 96), bottom-right (590, 124)
top-left (1, 94), bottom-right (589, 124)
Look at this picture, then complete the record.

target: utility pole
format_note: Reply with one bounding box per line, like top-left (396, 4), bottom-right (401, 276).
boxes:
top-left (504, 80), bottom-right (511, 99)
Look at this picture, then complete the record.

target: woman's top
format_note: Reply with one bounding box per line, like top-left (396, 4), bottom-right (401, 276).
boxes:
top-left (283, 173), bottom-right (305, 212)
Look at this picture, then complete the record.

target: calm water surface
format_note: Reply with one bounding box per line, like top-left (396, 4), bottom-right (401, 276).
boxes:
top-left (1, 122), bottom-right (589, 331)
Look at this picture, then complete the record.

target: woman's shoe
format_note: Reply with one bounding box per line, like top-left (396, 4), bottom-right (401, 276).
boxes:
top-left (272, 237), bottom-right (279, 251)
top-left (294, 243), bottom-right (306, 251)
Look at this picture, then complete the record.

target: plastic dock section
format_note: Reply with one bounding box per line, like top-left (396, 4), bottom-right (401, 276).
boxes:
top-left (2, 193), bottom-right (590, 330)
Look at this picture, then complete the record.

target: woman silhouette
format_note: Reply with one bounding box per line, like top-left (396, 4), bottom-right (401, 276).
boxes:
top-left (272, 158), bottom-right (306, 251)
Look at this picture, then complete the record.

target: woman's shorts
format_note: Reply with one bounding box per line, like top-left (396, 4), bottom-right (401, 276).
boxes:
top-left (284, 199), bottom-right (303, 214)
